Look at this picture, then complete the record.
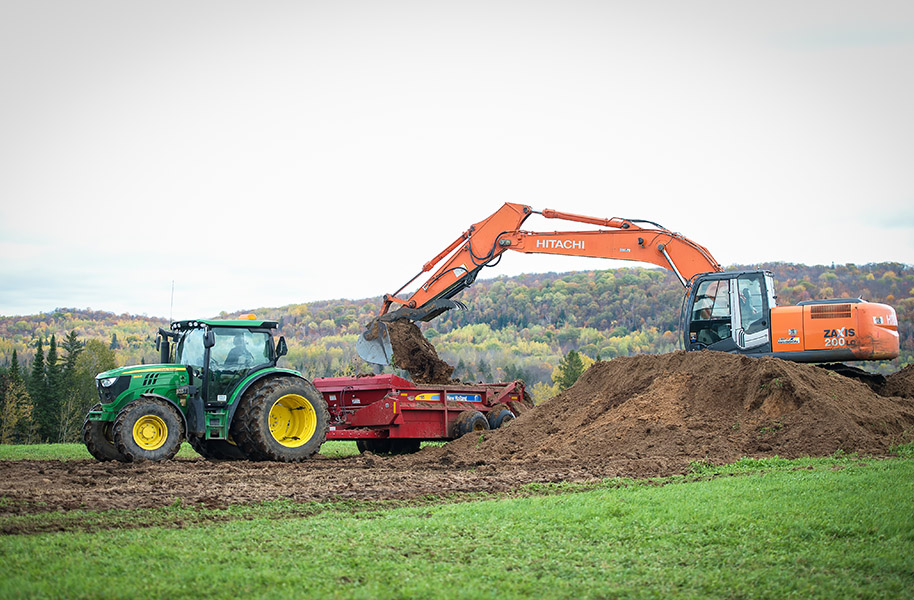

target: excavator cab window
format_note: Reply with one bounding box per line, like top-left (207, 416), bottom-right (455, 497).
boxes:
top-left (686, 271), bottom-right (773, 353)
top-left (690, 279), bottom-right (732, 346)
top-left (737, 275), bottom-right (766, 333)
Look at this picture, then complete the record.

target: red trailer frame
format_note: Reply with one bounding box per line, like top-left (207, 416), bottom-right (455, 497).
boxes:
top-left (313, 374), bottom-right (528, 441)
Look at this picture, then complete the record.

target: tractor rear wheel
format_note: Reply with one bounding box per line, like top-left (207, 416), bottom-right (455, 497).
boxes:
top-left (112, 398), bottom-right (185, 462)
top-left (231, 377), bottom-right (329, 462)
top-left (452, 410), bottom-right (490, 438)
top-left (83, 404), bottom-right (126, 462)
top-left (189, 437), bottom-right (247, 460)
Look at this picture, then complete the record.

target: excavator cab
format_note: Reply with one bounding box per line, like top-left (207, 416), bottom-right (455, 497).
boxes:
top-left (684, 269), bottom-right (899, 362)
top-left (684, 270), bottom-right (777, 354)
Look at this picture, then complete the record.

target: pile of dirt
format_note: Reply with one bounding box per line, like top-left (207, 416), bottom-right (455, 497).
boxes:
top-left (418, 351), bottom-right (914, 466)
top-left (881, 364), bottom-right (914, 398)
top-left (387, 319), bottom-right (454, 384)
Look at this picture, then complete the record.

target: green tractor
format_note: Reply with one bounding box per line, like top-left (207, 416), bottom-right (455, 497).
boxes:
top-left (82, 317), bottom-right (329, 462)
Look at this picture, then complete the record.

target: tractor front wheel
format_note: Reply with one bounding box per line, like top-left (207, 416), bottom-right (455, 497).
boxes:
top-left (83, 404), bottom-right (126, 462)
top-left (231, 377), bottom-right (329, 462)
top-left (113, 399), bottom-right (185, 462)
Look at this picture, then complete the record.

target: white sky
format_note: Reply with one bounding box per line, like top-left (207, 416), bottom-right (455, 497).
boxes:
top-left (1, 1), bottom-right (912, 319)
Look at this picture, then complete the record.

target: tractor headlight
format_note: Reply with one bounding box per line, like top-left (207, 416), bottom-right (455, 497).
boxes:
top-left (100, 376), bottom-right (119, 388)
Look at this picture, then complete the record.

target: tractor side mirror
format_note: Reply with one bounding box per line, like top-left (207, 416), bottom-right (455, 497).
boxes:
top-left (275, 336), bottom-right (288, 358)
top-left (156, 329), bottom-right (171, 363)
top-left (204, 329), bottom-right (215, 349)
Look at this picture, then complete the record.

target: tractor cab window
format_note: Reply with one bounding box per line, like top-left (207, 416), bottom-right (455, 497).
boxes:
top-left (176, 328), bottom-right (206, 367)
top-left (211, 329), bottom-right (272, 371)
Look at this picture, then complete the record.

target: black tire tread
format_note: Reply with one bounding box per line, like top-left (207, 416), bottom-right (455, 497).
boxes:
top-left (83, 404), bottom-right (126, 462)
top-left (230, 376), bottom-right (329, 463)
top-left (113, 398), bottom-right (185, 462)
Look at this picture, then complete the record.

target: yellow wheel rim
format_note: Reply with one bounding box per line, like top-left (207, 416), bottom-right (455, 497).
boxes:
top-left (268, 394), bottom-right (316, 448)
top-left (133, 415), bottom-right (168, 450)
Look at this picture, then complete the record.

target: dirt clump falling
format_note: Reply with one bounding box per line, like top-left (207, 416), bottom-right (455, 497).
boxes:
top-left (386, 319), bottom-right (455, 384)
top-left (417, 351), bottom-right (914, 466)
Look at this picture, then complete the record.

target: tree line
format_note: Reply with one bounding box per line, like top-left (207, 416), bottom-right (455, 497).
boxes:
top-left (0, 332), bottom-right (116, 444)
top-left (0, 262), bottom-right (911, 431)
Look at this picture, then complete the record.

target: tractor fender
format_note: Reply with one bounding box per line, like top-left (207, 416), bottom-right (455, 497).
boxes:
top-left (137, 392), bottom-right (190, 433)
top-left (225, 368), bottom-right (311, 425)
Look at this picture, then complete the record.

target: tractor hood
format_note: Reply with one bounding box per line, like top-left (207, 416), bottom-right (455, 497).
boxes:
top-left (95, 364), bottom-right (189, 381)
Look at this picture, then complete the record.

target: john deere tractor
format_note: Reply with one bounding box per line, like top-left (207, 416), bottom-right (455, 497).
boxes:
top-left (82, 317), bottom-right (329, 462)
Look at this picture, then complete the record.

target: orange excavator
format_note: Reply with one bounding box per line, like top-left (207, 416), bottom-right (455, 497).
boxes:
top-left (357, 203), bottom-right (899, 367)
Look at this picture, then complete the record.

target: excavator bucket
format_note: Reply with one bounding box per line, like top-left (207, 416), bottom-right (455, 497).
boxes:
top-left (357, 321), bottom-right (394, 365)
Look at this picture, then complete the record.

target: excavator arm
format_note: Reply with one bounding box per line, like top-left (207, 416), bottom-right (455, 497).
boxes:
top-left (357, 202), bottom-right (723, 364)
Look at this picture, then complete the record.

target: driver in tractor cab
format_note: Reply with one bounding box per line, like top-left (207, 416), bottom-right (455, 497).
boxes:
top-left (225, 333), bottom-right (254, 368)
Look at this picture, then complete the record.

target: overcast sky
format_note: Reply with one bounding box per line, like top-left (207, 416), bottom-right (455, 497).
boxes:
top-left (1, 1), bottom-right (912, 319)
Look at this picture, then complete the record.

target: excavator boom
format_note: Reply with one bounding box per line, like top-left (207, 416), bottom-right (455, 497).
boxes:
top-left (360, 203), bottom-right (723, 363)
top-left (358, 202), bottom-right (898, 367)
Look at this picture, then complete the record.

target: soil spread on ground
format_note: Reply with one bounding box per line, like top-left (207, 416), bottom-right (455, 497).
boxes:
top-left (2, 350), bottom-right (912, 525)
top-left (386, 319), bottom-right (454, 384)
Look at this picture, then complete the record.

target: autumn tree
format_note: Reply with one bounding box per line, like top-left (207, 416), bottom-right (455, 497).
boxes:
top-left (73, 340), bottom-right (118, 432)
top-left (1, 350), bottom-right (33, 444)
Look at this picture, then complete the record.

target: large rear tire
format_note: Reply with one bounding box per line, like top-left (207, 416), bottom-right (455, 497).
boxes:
top-left (112, 398), bottom-right (185, 462)
top-left (231, 377), bottom-right (329, 462)
top-left (83, 404), bottom-right (126, 462)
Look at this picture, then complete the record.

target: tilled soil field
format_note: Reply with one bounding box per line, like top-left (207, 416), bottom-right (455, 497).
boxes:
top-left (2, 352), bottom-right (913, 524)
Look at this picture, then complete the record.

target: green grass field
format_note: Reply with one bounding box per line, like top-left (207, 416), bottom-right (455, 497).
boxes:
top-left (2, 447), bottom-right (913, 599)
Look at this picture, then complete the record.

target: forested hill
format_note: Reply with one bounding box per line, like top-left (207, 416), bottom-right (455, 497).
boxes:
top-left (1, 262), bottom-right (911, 387)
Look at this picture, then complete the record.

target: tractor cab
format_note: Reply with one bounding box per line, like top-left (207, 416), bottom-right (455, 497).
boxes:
top-left (159, 317), bottom-right (288, 407)
top-left (684, 270), bottom-right (776, 354)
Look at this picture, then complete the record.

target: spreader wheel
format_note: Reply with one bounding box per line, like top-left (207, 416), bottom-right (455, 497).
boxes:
top-left (452, 410), bottom-right (490, 438)
top-left (112, 398), bottom-right (185, 462)
top-left (83, 404), bottom-right (126, 462)
top-left (486, 404), bottom-right (516, 429)
top-left (231, 377), bottom-right (329, 462)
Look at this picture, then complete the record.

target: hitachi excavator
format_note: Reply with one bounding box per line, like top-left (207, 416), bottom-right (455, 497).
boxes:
top-left (357, 203), bottom-right (899, 367)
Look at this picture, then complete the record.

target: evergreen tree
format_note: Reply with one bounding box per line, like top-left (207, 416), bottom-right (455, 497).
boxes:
top-left (554, 349), bottom-right (584, 391)
top-left (58, 331), bottom-right (86, 443)
top-left (28, 338), bottom-right (52, 441)
top-left (109, 333), bottom-right (120, 349)
top-left (45, 335), bottom-right (63, 441)
top-left (9, 349), bottom-right (22, 383)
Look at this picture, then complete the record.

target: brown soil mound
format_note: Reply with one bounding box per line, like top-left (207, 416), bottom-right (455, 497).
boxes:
top-left (882, 364), bottom-right (914, 398)
top-left (419, 351), bottom-right (914, 466)
top-left (387, 319), bottom-right (454, 383)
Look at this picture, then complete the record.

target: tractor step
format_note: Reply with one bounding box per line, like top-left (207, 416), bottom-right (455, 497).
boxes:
top-left (204, 410), bottom-right (228, 440)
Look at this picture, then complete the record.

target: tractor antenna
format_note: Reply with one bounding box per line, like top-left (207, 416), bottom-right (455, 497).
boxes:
top-left (170, 280), bottom-right (175, 322)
